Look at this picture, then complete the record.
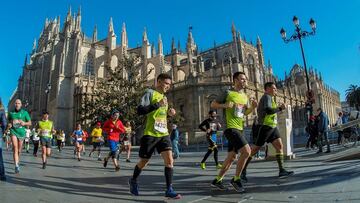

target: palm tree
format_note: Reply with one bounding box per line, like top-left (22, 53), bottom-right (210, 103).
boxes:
top-left (346, 84), bottom-right (360, 110)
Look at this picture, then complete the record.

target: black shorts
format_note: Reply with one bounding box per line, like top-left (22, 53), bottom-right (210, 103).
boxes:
top-left (139, 135), bottom-right (172, 159)
top-left (224, 128), bottom-right (248, 153)
top-left (253, 125), bottom-right (281, 147)
top-left (40, 137), bottom-right (52, 148)
top-left (93, 142), bottom-right (102, 148)
top-left (206, 135), bottom-right (217, 150)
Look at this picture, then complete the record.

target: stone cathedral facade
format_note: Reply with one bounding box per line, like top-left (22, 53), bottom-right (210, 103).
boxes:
top-left (10, 8), bottom-right (341, 143)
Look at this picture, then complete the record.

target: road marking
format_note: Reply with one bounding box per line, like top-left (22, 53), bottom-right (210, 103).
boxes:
top-left (187, 196), bottom-right (212, 203)
top-left (238, 199), bottom-right (248, 203)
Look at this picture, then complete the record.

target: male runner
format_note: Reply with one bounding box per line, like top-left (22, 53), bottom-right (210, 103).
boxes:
top-left (128, 73), bottom-right (181, 199)
top-left (210, 72), bottom-right (257, 192)
top-left (241, 82), bottom-right (294, 182)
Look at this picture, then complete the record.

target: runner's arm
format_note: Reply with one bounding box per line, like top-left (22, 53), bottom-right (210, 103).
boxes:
top-left (137, 91), bottom-right (160, 115)
top-left (198, 120), bottom-right (208, 132)
top-left (263, 95), bottom-right (282, 114)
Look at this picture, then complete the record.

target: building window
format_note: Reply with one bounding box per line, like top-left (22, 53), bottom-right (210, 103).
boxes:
top-left (83, 55), bottom-right (94, 76)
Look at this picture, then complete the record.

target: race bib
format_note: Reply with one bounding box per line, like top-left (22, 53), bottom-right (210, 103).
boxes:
top-left (96, 137), bottom-right (104, 142)
top-left (12, 120), bottom-right (22, 129)
top-left (210, 123), bottom-right (217, 131)
top-left (234, 104), bottom-right (244, 118)
top-left (42, 130), bottom-right (50, 137)
top-left (123, 141), bottom-right (130, 145)
top-left (154, 118), bottom-right (168, 133)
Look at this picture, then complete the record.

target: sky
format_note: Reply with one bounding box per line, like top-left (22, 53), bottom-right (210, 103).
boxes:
top-left (0, 0), bottom-right (359, 106)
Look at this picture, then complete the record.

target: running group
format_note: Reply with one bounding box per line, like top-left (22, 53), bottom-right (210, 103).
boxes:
top-left (3, 72), bottom-right (294, 199)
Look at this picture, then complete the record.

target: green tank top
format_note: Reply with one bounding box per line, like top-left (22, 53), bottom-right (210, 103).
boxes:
top-left (263, 97), bottom-right (278, 128)
top-left (144, 90), bottom-right (169, 137)
top-left (225, 90), bottom-right (248, 130)
top-left (38, 120), bottom-right (53, 138)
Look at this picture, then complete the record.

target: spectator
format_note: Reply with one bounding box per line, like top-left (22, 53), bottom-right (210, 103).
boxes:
top-left (170, 124), bottom-right (180, 159)
top-left (316, 108), bottom-right (330, 153)
top-left (335, 112), bottom-right (343, 145)
top-left (306, 115), bottom-right (318, 149)
top-left (0, 98), bottom-right (7, 181)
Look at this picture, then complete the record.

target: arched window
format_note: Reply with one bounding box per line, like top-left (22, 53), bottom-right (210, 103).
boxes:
top-left (83, 55), bottom-right (94, 76)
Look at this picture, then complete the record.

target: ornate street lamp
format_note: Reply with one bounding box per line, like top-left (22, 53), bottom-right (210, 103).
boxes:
top-left (280, 16), bottom-right (316, 120)
top-left (44, 83), bottom-right (51, 112)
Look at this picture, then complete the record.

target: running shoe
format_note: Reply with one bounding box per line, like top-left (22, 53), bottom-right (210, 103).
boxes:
top-left (230, 178), bottom-right (245, 192)
top-left (216, 163), bottom-right (223, 169)
top-left (42, 162), bottom-right (46, 169)
top-left (128, 178), bottom-right (139, 196)
top-left (211, 178), bottom-right (226, 190)
top-left (240, 171), bottom-right (248, 183)
top-left (15, 166), bottom-right (20, 174)
top-left (200, 162), bottom-right (206, 170)
top-left (115, 165), bottom-right (120, 171)
top-left (279, 169), bottom-right (294, 178)
top-left (165, 187), bottom-right (181, 199)
top-left (126, 159), bottom-right (131, 163)
top-left (97, 157), bottom-right (102, 161)
top-left (103, 158), bottom-right (108, 167)
top-left (240, 173), bottom-right (248, 183)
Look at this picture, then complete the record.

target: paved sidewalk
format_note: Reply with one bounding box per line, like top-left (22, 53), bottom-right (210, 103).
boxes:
top-left (0, 144), bottom-right (359, 203)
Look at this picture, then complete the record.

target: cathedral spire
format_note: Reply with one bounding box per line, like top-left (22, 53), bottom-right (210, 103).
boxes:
top-left (75, 6), bottom-right (81, 31)
top-left (256, 35), bottom-right (262, 45)
top-left (142, 27), bottom-right (148, 43)
top-left (108, 17), bottom-right (114, 34)
top-left (45, 18), bottom-right (49, 27)
top-left (171, 37), bottom-right (175, 53)
top-left (177, 40), bottom-right (181, 53)
top-left (32, 38), bottom-right (37, 53)
top-left (92, 25), bottom-right (97, 43)
top-left (158, 34), bottom-right (163, 56)
top-left (187, 26), bottom-right (194, 46)
top-left (231, 21), bottom-right (236, 37)
top-left (319, 71), bottom-right (322, 81)
top-left (121, 22), bottom-right (128, 47)
top-left (187, 26), bottom-right (196, 54)
top-left (66, 6), bottom-right (72, 22)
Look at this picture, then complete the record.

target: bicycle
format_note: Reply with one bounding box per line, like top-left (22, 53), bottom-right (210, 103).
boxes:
top-left (340, 126), bottom-right (359, 148)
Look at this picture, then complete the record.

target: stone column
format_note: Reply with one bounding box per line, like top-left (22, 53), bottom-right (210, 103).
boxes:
top-left (267, 105), bottom-right (295, 160)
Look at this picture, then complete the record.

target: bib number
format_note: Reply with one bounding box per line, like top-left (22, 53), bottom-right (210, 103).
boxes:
top-left (96, 137), bottom-right (104, 142)
top-left (42, 130), bottom-right (50, 137)
top-left (12, 120), bottom-right (22, 129)
top-left (210, 123), bottom-right (217, 131)
top-left (123, 141), bottom-right (130, 145)
top-left (154, 118), bottom-right (168, 133)
top-left (234, 105), bottom-right (244, 118)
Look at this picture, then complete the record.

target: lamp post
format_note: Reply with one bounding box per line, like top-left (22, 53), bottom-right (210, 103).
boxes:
top-left (280, 16), bottom-right (316, 120)
top-left (44, 83), bottom-right (51, 112)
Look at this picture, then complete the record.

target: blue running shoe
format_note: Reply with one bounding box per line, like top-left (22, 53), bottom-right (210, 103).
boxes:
top-left (165, 187), bottom-right (181, 199)
top-left (128, 178), bottom-right (139, 196)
